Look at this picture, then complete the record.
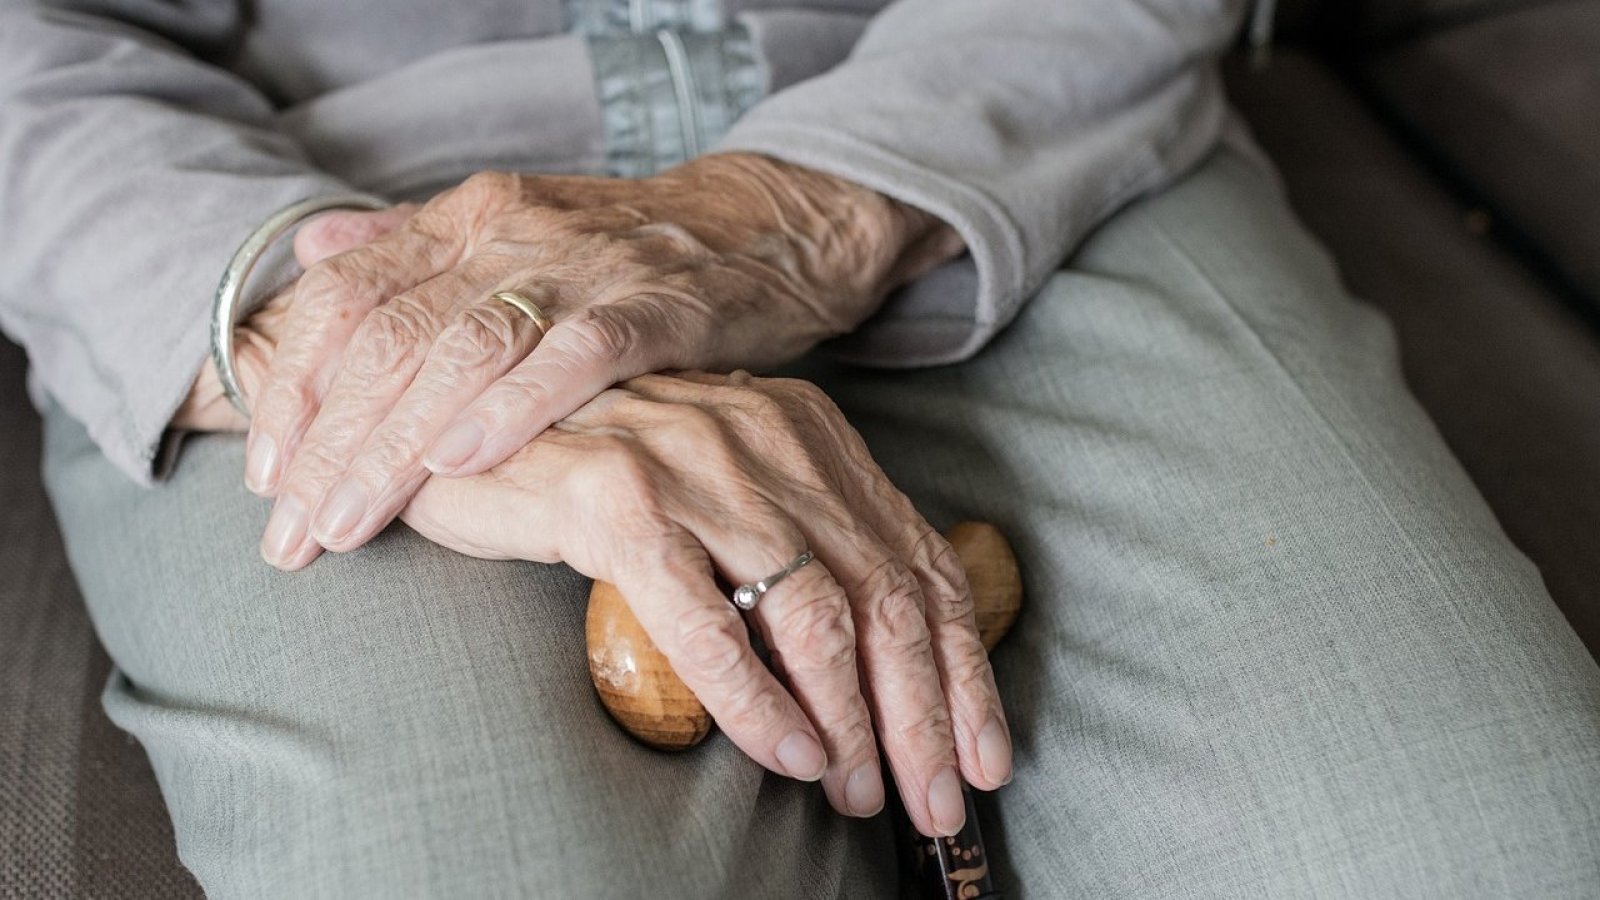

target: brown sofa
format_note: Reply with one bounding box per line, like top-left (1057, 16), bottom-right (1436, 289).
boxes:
top-left (4, 1), bottom-right (1598, 894)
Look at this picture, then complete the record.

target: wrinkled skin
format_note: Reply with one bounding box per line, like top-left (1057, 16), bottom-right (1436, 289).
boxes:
top-left (224, 153), bottom-right (962, 572)
top-left (183, 335), bottom-right (1012, 837)
top-left (405, 371), bottom-right (1012, 838)
top-left (173, 157), bottom-right (1007, 837)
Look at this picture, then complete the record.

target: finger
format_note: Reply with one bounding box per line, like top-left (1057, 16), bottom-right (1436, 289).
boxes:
top-left (308, 290), bottom-right (550, 551)
top-left (699, 471), bottom-right (959, 836)
top-left (399, 428), bottom-right (578, 563)
top-left (245, 216), bottom-right (464, 496)
top-left (423, 298), bottom-right (686, 477)
top-left (610, 389), bottom-right (887, 821)
top-left (565, 392), bottom-right (873, 800)
top-left (628, 373), bottom-right (978, 831)
top-left (800, 514), bottom-right (965, 836)
top-left (891, 522), bottom-right (1010, 792)
top-left (260, 262), bottom-right (498, 570)
top-left (613, 547), bottom-right (831, 783)
top-left (293, 205), bottom-right (419, 268)
top-left (778, 379), bottom-right (1011, 792)
top-left (701, 512), bottom-right (884, 821)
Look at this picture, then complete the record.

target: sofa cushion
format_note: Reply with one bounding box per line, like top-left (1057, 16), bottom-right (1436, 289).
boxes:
top-left (1226, 49), bottom-right (1600, 654)
top-left (1354, 0), bottom-right (1549, 42)
top-left (1275, 0), bottom-right (1552, 47)
top-left (0, 340), bottom-right (200, 898)
top-left (1361, 0), bottom-right (1600, 306)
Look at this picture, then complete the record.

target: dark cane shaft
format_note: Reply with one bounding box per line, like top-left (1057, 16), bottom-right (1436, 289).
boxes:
top-left (893, 780), bottom-right (1002, 900)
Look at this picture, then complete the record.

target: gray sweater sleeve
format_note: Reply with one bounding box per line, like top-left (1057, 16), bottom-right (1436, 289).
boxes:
top-left (0, 5), bottom-right (349, 484)
top-left (718, 0), bottom-right (1247, 367)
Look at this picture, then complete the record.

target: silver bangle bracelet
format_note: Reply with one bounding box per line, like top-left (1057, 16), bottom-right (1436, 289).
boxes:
top-left (209, 192), bottom-right (391, 417)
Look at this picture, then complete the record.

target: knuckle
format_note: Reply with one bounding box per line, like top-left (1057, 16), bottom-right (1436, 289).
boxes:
top-left (578, 438), bottom-right (658, 512)
top-left (481, 375), bottom-right (546, 421)
top-left (663, 404), bottom-right (725, 448)
top-left (835, 716), bottom-right (878, 758)
top-left (434, 306), bottom-right (520, 369)
top-left (405, 205), bottom-right (463, 245)
top-left (912, 532), bottom-right (974, 626)
top-left (724, 682), bottom-right (790, 736)
top-left (768, 377), bottom-right (837, 418)
top-left (456, 170), bottom-right (521, 208)
top-left (897, 703), bottom-right (955, 751)
top-left (674, 604), bottom-right (751, 681)
top-left (351, 296), bottom-right (436, 374)
top-left (723, 385), bottom-right (795, 438)
top-left (863, 563), bottom-right (933, 658)
top-left (362, 428), bottom-right (423, 476)
top-left (562, 308), bottom-right (636, 368)
top-left (283, 438), bottom-right (348, 486)
top-left (778, 587), bottom-right (856, 674)
top-left (621, 223), bottom-right (716, 266)
top-left (946, 652), bottom-right (997, 699)
top-left (256, 376), bottom-right (318, 428)
top-left (743, 387), bottom-right (789, 422)
top-left (296, 262), bottom-right (364, 313)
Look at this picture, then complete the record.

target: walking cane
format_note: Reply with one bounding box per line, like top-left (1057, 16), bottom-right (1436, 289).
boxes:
top-left (586, 522), bottom-right (1022, 899)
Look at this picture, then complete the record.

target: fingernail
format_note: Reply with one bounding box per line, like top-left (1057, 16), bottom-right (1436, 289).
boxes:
top-left (927, 766), bottom-right (966, 836)
top-left (424, 421), bottom-right (485, 473)
top-left (261, 496), bottom-right (308, 566)
top-left (775, 732), bottom-right (826, 782)
top-left (977, 717), bottom-right (1014, 787)
top-left (845, 764), bottom-right (885, 817)
top-left (313, 480), bottom-right (368, 544)
top-left (245, 434), bottom-right (278, 494)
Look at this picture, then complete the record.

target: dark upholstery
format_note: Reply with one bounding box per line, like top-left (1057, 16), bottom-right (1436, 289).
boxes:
top-left (0, 340), bottom-right (201, 898)
top-left (1226, 50), bottom-right (1600, 654)
top-left (3, 7), bottom-right (1600, 896)
top-left (1345, 0), bottom-right (1551, 42)
top-left (1362, 0), bottom-right (1600, 307)
top-left (1276, 0), bottom-right (1551, 45)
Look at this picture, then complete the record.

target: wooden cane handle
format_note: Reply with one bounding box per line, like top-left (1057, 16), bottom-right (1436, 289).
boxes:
top-left (586, 521), bottom-right (1022, 752)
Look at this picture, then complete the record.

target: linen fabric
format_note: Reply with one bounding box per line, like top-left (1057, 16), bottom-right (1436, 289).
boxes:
top-left (41, 147), bottom-right (1600, 897)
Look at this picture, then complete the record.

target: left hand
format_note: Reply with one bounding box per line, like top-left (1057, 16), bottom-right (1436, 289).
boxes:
top-left (245, 153), bottom-right (961, 570)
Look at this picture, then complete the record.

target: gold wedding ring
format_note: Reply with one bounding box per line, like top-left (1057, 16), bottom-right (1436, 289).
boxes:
top-left (490, 291), bottom-right (555, 336)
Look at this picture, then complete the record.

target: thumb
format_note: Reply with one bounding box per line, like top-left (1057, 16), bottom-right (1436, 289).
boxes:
top-left (293, 204), bottom-right (418, 267)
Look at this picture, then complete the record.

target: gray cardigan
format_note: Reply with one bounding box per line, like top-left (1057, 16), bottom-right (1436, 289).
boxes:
top-left (0, 0), bottom-right (1246, 484)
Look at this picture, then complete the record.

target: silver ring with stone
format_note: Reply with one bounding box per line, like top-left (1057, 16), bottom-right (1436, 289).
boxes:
top-left (731, 551), bottom-right (815, 611)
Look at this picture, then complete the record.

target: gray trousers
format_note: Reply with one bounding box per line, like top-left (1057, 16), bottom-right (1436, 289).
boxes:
top-left (43, 149), bottom-right (1600, 898)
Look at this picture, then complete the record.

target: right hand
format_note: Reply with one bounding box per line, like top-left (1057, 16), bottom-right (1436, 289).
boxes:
top-left (172, 204), bottom-right (417, 433)
top-left (399, 371), bottom-right (1014, 837)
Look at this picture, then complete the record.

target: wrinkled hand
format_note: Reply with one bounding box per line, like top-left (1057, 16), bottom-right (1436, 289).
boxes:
top-left (400, 371), bottom-right (1011, 837)
top-left (173, 204), bottom-right (417, 432)
top-left (241, 153), bottom-right (961, 570)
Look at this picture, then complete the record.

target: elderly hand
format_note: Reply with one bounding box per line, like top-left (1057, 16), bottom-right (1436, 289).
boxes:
top-left (242, 153), bottom-right (961, 569)
top-left (173, 203), bottom-right (417, 432)
top-left (398, 371), bottom-right (1012, 837)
